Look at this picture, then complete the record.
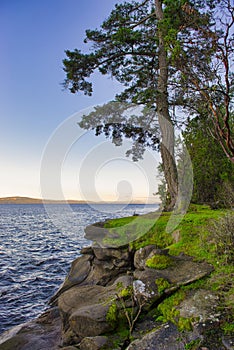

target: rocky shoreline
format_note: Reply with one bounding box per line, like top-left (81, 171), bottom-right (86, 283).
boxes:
top-left (0, 220), bottom-right (233, 350)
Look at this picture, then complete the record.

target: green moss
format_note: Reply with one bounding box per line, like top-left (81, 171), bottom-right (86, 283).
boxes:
top-left (106, 321), bottom-right (130, 348)
top-left (181, 278), bottom-right (207, 291)
top-left (103, 214), bottom-right (160, 247)
top-left (131, 212), bottom-right (174, 250)
top-left (155, 278), bottom-right (171, 294)
top-left (185, 339), bottom-right (201, 350)
top-left (146, 254), bottom-right (173, 269)
top-left (119, 286), bottom-right (132, 298)
top-left (104, 205), bottom-right (233, 333)
top-left (221, 321), bottom-right (234, 335)
top-left (116, 281), bottom-right (133, 298)
top-left (168, 208), bottom-right (226, 262)
top-left (106, 302), bottom-right (118, 326)
top-left (177, 317), bottom-right (193, 331)
top-left (156, 289), bottom-right (193, 331)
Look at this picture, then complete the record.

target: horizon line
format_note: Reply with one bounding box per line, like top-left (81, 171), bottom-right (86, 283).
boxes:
top-left (0, 196), bottom-right (160, 205)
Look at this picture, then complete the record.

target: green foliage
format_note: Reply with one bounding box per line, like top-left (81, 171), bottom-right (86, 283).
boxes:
top-left (116, 282), bottom-right (133, 298)
top-left (63, 0), bottom-right (234, 215)
top-left (155, 278), bottom-right (171, 294)
top-left (185, 339), bottom-right (201, 350)
top-left (146, 254), bottom-right (173, 269)
top-left (105, 206), bottom-right (233, 342)
top-left (177, 317), bottom-right (193, 332)
top-left (221, 322), bottom-right (234, 335)
top-left (63, 0), bottom-right (159, 106)
top-left (183, 117), bottom-right (234, 207)
top-left (130, 212), bottom-right (174, 250)
top-left (106, 302), bottom-right (118, 326)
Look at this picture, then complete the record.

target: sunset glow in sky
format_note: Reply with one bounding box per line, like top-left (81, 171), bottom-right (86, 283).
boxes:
top-left (0, 0), bottom-right (160, 202)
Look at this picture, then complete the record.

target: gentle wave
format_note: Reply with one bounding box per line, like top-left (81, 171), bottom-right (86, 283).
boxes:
top-left (0, 203), bottom-right (157, 333)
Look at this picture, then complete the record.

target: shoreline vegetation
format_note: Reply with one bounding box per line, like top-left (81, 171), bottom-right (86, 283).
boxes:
top-left (0, 196), bottom-right (159, 205)
top-left (0, 204), bottom-right (233, 349)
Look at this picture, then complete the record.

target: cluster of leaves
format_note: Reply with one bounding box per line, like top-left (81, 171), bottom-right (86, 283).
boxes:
top-left (80, 102), bottom-right (160, 161)
top-left (63, 0), bottom-right (159, 106)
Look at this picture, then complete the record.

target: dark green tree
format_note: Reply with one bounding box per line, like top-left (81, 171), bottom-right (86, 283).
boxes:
top-left (183, 116), bottom-right (234, 207)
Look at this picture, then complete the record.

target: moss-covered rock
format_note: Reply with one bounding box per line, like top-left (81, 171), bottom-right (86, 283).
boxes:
top-left (146, 254), bottom-right (173, 269)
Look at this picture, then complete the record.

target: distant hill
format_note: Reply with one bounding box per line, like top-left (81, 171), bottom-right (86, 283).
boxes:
top-left (0, 196), bottom-right (159, 205)
top-left (0, 196), bottom-right (87, 204)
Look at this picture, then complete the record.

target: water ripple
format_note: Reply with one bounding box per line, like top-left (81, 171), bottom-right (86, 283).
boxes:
top-left (0, 203), bottom-right (157, 333)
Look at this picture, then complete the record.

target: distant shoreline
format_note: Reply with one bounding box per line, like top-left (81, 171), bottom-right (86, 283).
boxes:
top-left (0, 196), bottom-right (159, 205)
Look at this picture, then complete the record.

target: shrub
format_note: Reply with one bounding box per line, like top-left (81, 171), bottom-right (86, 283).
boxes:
top-left (209, 213), bottom-right (234, 264)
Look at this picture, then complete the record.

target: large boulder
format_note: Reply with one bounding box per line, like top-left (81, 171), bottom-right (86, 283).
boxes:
top-left (58, 275), bottom-right (134, 342)
top-left (134, 253), bottom-right (214, 301)
top-left (0, 308), bottom-right (62, 350)
top-left (92, 245), bottom-right (131, 261)
top-left (50, 254), bottom-right (93, 304)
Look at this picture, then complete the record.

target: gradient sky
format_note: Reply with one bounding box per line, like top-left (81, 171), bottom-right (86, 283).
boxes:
top-left (0, 0), bottom-right (160, 202)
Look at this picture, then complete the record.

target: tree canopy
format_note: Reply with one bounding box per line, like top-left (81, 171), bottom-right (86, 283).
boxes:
top-left (63, 0), bottom-right (234, 209)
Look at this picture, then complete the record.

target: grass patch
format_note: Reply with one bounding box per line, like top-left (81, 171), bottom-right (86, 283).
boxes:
top-left (103, 204), bottom-right (234, 335)
top-left (103, 213), bottom-right (161, 247)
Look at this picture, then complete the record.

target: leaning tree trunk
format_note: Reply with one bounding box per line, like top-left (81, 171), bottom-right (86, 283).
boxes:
top-left (155, 0), bottom-right (178, 211)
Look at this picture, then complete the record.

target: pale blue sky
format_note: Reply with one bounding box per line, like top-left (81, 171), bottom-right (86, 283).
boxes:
top-left (0, 0), bottom-right (160, 202)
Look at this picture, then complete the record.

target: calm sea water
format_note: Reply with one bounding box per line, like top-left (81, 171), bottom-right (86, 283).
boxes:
top-left (0, 203), bottom-right (157, 334)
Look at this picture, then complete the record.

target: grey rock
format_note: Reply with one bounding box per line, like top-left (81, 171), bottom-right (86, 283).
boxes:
top-left (84, 223), bottom-right (109, 246)
top-left (178, 289), bottom-right (220, 322)
top-left (92, 245), bottom-right (130, 261)
top-left (222, 336), bottom-right (234, 350)
top-left (134, 245), bottom-right (156, 270)
top-left (58, 285), bottom-right (106, 316)
top-left (79, 336), bottom-right (108, 350)
top-left (127, 322), bottom-right (202, 350)
top-left (80, 246), bottom-right (94, 255)
top-left (59, 275), bottom-right (134, 340)
top-left (134, 254), bottom-right (214, 289)
top-left (0, 308), bottom-right (62, 350)
top-left (84, 258), bottom-right (116, 286)
top-left (50, 254), bottom-right (93, 304)
top-left (69, 304), bottom-right (112, 338)
top-left (84, 221), bottom-right (135, 248)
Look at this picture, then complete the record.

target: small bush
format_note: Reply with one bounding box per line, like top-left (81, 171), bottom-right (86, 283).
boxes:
top-left (209, 213), bottom-right (234, 264)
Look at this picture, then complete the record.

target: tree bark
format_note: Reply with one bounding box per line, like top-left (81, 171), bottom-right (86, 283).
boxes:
top-left (155, 0), bottom-right (178, 211)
